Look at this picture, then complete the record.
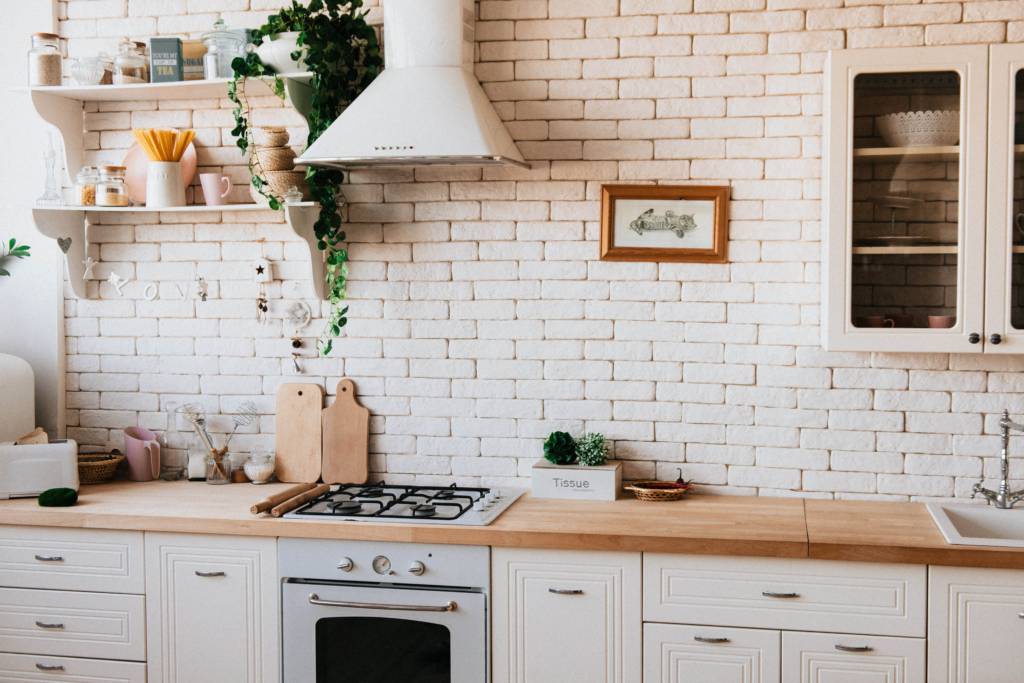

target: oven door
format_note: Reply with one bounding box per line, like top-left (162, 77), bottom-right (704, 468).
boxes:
top-left (282, 580), bottom-right (486, 683)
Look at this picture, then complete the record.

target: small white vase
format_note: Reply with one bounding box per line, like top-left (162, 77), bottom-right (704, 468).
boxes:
top-left (146, 161), bottom-right (186, 208)
top-left (255, 32), bottom-right (308, 73)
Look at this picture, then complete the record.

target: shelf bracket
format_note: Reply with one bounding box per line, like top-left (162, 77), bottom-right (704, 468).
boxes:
top-left (283, 77), bottom-right (313, 123)
top-left (32, 209), bottom-right (88, 299)
top-left (284, 203), bottom-right (326, 300)
top-left (31, 91), bottom-right (82, 186)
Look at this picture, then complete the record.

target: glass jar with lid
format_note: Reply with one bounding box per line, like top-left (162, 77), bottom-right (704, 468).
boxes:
top-left (75, 166), bottom-right (99, 206)
top-left (27, 32), bottom-right (61, 86)
top-left (113, 38), bottom-right (148, 84)
top-left (96, 165), bottom-right (129, 207)
top-left (203, 18), bottom-right (246, 79)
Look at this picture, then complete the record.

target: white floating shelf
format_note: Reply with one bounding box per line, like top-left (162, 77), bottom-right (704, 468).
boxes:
top-left (852, 245), bottom-right (958, 255)
top-left (35, 202), bottom-right (314, 213)
top-left (853, 145), bottom-right (960, 162)
top-left (20, 72), bottom-right (312, 102)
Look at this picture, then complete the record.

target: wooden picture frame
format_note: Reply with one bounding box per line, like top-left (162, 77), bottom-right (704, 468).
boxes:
top-left (600, 184), bottom-right (730, 263)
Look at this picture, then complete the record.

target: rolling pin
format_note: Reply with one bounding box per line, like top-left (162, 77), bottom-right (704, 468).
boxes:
top-left (270, 483), bottom-right (331, 518)
top-left (250, 482), bottom-right (316, 515)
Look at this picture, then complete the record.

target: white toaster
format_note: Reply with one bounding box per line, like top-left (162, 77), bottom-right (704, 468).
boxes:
top-left (0, 439), bottom-right (79, 499)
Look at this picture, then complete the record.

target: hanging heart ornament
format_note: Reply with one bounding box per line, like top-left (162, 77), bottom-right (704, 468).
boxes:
top-left (57, 237), bottom-right (72, 253)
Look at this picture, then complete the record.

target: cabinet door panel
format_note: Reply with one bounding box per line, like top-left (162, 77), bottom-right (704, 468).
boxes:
top-left (928, 566), bottom-right (1024, 683)
top-left (644, 623), bottom-right (780, 683)
top-left (0, 526), bottom-right (144, 593)
top-left (782, 632), bottom-right (924, 683)
top-left (492, 548), bottom-right (641, 683)
top-left (145, 532), bottom-right (278, 683)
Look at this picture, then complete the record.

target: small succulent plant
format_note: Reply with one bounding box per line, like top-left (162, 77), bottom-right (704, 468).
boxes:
top-left (543, 431), bottom-right (577, 465)
top-left (575, 432), bottom-right (608, 467)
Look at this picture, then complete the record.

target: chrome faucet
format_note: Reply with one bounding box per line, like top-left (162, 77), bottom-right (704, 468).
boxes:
top-left (973, 410), bottom-right (1024, 509)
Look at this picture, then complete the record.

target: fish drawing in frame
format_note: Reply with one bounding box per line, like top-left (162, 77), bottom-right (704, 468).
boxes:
top-left (628, 208), bottom-right (698, 240)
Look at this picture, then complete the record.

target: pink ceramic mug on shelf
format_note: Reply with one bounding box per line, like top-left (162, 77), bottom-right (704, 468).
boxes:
top-left (124, 426), bottom-right (161, 482)
top-left (200, 173), bottom-right (232, 206)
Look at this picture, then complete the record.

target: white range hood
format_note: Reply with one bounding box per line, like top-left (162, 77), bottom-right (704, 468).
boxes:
top-left (296, 0), bottom-right (527, 170)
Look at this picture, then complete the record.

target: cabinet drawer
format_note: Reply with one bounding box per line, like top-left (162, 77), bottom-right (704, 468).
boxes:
top-left (644, 623), bottom-right (780, 683)
top-left (0, 652), bottom-right (146, 682)
top-left (0, 587), bottom-right (145, 661)
top-left (644, 554), bottom-right (925, 637)
top-left (782, 631), bottom-right (925, 683)
top-left (0, 526), bottom-right (144, 593)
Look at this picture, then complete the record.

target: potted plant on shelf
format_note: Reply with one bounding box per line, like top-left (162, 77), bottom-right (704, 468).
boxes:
top-left (229, 0), bottom-right (383, 356)
top-left (532, 432), bottom-right (623, 501)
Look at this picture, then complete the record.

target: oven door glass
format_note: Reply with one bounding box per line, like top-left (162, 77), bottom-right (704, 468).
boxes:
top-left (283, 581), bottom-right (487, 683)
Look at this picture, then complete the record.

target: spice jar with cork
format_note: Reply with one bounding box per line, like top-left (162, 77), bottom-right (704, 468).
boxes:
top-left (28, 32), bottom-right (62, 86)
top-left (96, 165), bottom-right (129, 207)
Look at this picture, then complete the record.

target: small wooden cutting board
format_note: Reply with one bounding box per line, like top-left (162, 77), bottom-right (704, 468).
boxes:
top-left (321, 378), bottom-right (369, 485)
top-left (275, 383), bottom-right (324, 483)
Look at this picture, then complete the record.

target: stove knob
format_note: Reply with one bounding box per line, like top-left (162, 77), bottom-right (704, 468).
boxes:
top-left (408, 561), bottom-right (426, 576)
top-left (337, 557), bottom-right (354, 572)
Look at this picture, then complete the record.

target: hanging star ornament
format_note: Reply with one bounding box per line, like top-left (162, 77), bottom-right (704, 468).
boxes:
top-left (81, 256), bottom-right (97, 280)
top-left (107, 272), bottom-right (130, 296)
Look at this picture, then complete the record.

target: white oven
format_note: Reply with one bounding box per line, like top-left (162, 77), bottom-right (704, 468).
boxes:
top-left (280, 538), bottom-right (489, 683)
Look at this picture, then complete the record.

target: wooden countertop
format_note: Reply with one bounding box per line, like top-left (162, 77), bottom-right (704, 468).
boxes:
top-left (3, 481), bottom-right (1024, 567)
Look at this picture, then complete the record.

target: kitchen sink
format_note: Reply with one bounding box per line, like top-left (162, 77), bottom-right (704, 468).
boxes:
top-left (927, 503), bottom-right (1024, 547)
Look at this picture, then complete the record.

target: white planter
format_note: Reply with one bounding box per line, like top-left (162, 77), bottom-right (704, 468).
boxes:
top-left (531, 460), bottom-right (622, 501)
top-left (255, 32), bottom-right (308, 73)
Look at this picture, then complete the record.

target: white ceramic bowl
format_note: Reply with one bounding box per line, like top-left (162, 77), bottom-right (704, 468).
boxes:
top-left (254, 32), bottom-right (308, 73)
top-left (877, 110), bottom-right (960, 147)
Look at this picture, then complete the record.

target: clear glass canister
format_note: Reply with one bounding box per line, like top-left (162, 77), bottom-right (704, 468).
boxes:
top-left (96, 165), bottom-right (129, 207)
top-left (75, 166), bottom-right (98, 206)
top-left (113, 38), bottom-right (148, 84)
top-left (243, 451), bottom-right (275, 484)
top-left (28, 32), bottom-right (61, 86)
top-left (203, 18), bottom-right (246, 79)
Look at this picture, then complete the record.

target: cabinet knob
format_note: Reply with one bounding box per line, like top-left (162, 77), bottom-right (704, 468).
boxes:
top-left (337, 557), bottom-right (354, 572)
top-left (969, 333), bottom-right (981, 344)
top-left (991, 333), bottom-right (1003, 345)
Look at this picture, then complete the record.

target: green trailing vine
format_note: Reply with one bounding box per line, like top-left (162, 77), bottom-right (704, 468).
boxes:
top-left (230, 0), bottom-right (382, 355)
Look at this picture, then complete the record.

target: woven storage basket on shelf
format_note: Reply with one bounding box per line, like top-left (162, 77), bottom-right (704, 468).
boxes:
top-left (624, 481), bottom-right (690, 502)
top-left (253, 146), bottom-right (296, 172)
top-left (78, 453), bottom-right (124, 484)
top-left (253, 126), bottom-right (289, 148)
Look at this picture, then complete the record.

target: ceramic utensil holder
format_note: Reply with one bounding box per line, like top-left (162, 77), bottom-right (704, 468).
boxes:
top-left (146, 161), bottom-right (186, 208)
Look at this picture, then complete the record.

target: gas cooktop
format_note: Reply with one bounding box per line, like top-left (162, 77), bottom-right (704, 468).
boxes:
top-left (285, 482), bottom-right (525, 526)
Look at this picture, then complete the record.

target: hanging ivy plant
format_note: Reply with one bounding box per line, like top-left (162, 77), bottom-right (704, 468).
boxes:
top-left (230, 0), bottom-right (382, 355)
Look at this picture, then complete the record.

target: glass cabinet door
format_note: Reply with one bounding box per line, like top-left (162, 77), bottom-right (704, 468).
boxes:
top-left (826, 46), bottom-right (988, 352)
top-left (985, 45), bottom-right (1024, 353)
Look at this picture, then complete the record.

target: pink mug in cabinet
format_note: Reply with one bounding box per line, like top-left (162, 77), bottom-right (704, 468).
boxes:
top-left (124, 426), bottom-right (161, 482)
top-left (200, 173), bottom-right (232, 206)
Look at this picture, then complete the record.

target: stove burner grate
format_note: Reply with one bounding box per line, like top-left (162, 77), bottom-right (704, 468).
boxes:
top-left (292, 482), bottom-right (491, 521)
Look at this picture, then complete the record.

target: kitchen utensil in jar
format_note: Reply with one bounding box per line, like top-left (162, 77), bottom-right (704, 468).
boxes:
top-left (123, 426), bottom-right (161, 482)
top-left (199, 173), bottom-right (232, 206)
top-left (28, 33), bottom-right (61, 86)
top-left (274, 383), bottom-right (324, 484)
top-left (321, 379), bottom-right (369, 485)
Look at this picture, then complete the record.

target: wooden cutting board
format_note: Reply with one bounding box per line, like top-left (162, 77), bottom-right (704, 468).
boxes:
top-left (274, 383), bottom-right (324, 483)
top-left (321, 378), bottom-right (369, 484)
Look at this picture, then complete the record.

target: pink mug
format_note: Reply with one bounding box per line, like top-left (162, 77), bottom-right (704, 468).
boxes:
top-left (124, 426), bottom-right (161, 482)
top-left (200, 173), bottom-right (232, 206)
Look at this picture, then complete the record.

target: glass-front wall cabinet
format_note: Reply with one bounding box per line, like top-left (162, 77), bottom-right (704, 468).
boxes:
top-left (826, 45), bottom-right (993, 353)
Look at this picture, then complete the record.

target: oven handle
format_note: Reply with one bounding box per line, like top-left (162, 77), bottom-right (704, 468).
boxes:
top-left (308, 593), bottom-right (457, 613)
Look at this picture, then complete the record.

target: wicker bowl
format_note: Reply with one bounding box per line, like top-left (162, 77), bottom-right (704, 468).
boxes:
top-left (78, 452), bottom-right (125, 484)
top-left (252, 146), bottom-right (296, 172)
top-left (624, 481), bottom-right (691, 502)
top-left (253, 126), bottom-right (289, 148)
top-left (250, 171), bottom-right (310, 204)
top-left (877, 110), bottom-right (959, 147)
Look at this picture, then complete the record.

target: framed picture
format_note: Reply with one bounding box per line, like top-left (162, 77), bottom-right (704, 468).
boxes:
top-left (600, 184), bottom-right (730, 263)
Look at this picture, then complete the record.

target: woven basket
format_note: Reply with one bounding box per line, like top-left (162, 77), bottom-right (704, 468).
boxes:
top-left (253, 126), bottom-right (289, 148)
top-left (624, 481), bottom-right (690, 502)
top-left (252, 146), bottom-right (296, 172)
top-left (78, 452), bottom-right (125, 484)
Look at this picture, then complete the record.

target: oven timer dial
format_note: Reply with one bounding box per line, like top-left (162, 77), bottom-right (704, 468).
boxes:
top-left (372, 555), bottom-right (392, 575)
top-left (408, 561), bottom-right (426, 576)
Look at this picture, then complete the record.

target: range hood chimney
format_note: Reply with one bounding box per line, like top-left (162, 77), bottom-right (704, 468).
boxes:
top-left (296, 0), bottom-right (528, 170)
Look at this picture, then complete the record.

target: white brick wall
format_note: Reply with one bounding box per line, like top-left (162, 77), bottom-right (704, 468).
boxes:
top-left (58, 0), bottom-right (1024, 500)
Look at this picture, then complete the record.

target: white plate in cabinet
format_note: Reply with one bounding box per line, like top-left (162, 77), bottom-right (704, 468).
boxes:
top-left (928, 566), bottom-right (1024, 683)
top-left (492, 548), bottom-right (642, 683)
top-left (644, 623), bottom-right (780, 683)
top-left (0, 587), bottom-right (145, 661)
top-left (0, 651), bottom-right (146, 682)
top-left (782, 632), bottom-right (924, 683)
top-left (145, 532), bottom-right (279, 683)
top-left (643, 555), bottom-right (926, 637)
top-left (0, 526), bottom-right (144, 593)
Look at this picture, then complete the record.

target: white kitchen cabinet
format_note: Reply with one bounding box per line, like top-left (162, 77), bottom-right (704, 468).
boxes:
top-left (492, 547), bottom-right (641, 683)
top-left (644, 623), bottom-right (780, 683)
top-left (145, 532), bottom-right (279, 683)
top-left (0, 652), bottom-right (146, 682)
top-left (782, 632), bottom-right (925, 683)
top-left (825, 44), bottom-right (1024, 353)
top-left (928, 566), bottom-right (1024, 683)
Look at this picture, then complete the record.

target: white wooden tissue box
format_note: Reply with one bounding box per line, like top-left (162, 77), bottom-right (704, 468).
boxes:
top-left (531, 460), bottom-right (621, 501)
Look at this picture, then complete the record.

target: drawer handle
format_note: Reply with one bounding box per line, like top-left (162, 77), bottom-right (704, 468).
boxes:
top-left (1018, 612), bottom-right (1024, 619)
top-left (835, 644), bottom-right (874, 653)
top-left (548, 588), bottom-right (584, 595)
top-left (35, 621), bottom-right (65, 630)
top-left (195, 570), bottom-right (226, 578)
top-left (34, 554), bottom-right (64, 563)
top-left (761, 591), bottom-right (800, 599)
top-left (694, 636), bottom-right (731, 644)
top-left (36, 662), bottom-right (66, 672)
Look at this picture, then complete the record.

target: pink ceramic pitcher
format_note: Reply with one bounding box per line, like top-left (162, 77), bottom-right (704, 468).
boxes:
top-left (124, 426), bottom-right (161, 482)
